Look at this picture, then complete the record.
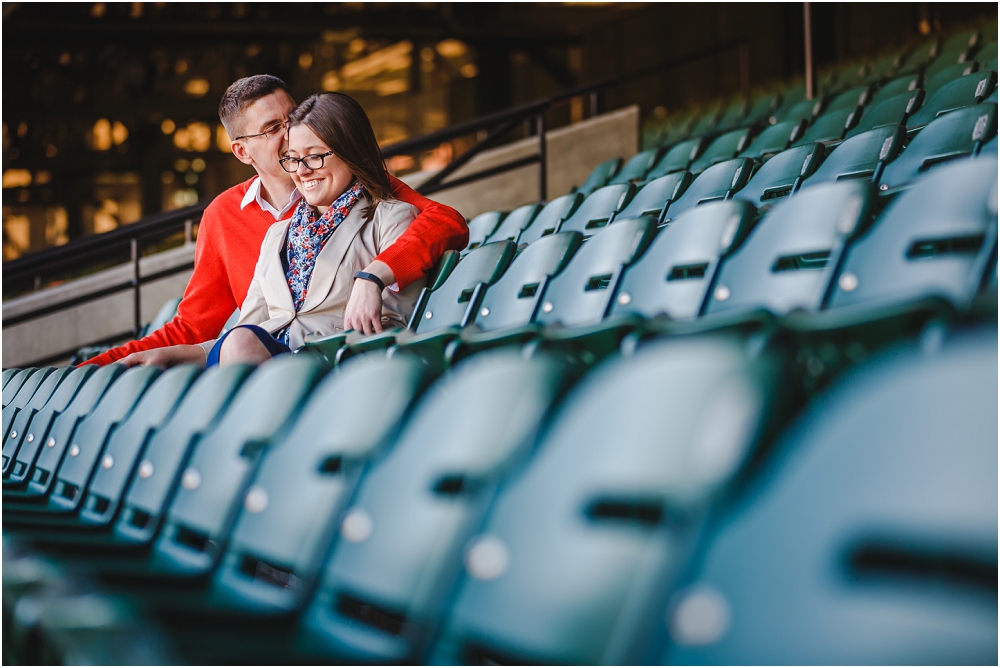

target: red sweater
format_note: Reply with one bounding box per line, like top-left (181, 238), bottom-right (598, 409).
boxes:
top-left (87, 175), bottom-right (468, 366)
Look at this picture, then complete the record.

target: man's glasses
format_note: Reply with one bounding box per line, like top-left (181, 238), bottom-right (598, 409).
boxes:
top-left (279, 151), bottom-right (335, 173)
top-left (233, 119), bottom-right (288, 142)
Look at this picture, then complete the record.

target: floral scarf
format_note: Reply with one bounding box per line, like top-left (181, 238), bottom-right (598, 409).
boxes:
top-left (285, 180), bottom-right (364, 312)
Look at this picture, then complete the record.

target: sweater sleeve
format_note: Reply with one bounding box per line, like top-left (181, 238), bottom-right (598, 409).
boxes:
top-left (84, 201), bottom-right (239, 366)
top-left (374, 175), bottom-right (469, 290)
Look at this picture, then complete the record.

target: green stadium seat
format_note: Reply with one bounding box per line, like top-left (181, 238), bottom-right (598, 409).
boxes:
top-left (484, 203), bottom-right (541, 244)
top-left (705, 180), bottom-right (872, 317)
top-left (2, 368), bottom-right (37, 409)
top-left (744, 93), bottom-right (781, 126)
top-left (923, 61), bottom-right (979, 99)
top-left (645, 138), bottom-right (706, 179)
top-left (4, 366), bottom-right (123, 492)
top-left (879, 103), bottom-right (997, 194)
top-left (2, 368), bottom-right (69, 471)
top-left (686, 104), bottom-right (723, 137)
top-left (734, 143), bottom-right (824, 209)
top-left (737, 120), bottom-right (806, 161)
top-left (868, 73), bottom-right (921, 106)
top-left (462, 232), bottom-right (582, 338)
top-left (574, 157), bottom-right (622, 196)
top-left (792, 106), bottom-right (859, 146)
top-left (111, 364), bottom-right (253, 547)
top-left (3, 368), bottom-right (20, 389)
top-left (610, 201), bottom-right (757, 321)
top-left (42, 366), bottom-right (202, 525)
top-left (845, 90), bottom-right (923, 138)
top-left (533, 216), bottom-right (656, 329)
top-left (296, 350), bottom-right (574, 663)
top-left (3, 366), bottom-right (96, 480)
top-left (980, 134), bottom-right (998, 155)
top-left (612, 172), bottom-right (691, 223)
top-left (714, 98), bottom-right (749, 131)
top-left (801, 125), bottom-right (905, 188)
top-left (208, 355), bottom-right (433, 616)
top-left (665, 327), bottom-right (997, 665)
top-left (10, 367), bottom-right (161, 511)
top-left (608, 148), bottom-right (662, 185)
top-left (827, 157), bottom-right (998, 311)
top-left (517, 193), bottom-right (582, 247)
top-left (2, 367), bottom-right (56, 443)
top-left (662, 158), bottom-right (754, 223)
top-left (148, 356), bottom-right (326, 577)
top-left (689, 128), bottom-right (754, 174)
top-left (432, 336), bottom-right (789, 665)
top-left (975, 39), bottom-right (998, 63)
top-left (772, 82), bottom-right (806, 118)
top-left (905, 70), bottom-right (997, 133)
top-left (986, 86), bottom-right (999, 103)
top-left (556, 183), bottom-right (635, 237)
top-left (862, 53), bottom-right (902, 85)
top-left (899, 37), bottom-right (940, 73)
top-left (826, 85), bottom-right (873, 112)
top-left (777, 97), bottom-right (825, 124)
top-left (464, 211), bottom-right (505, 251)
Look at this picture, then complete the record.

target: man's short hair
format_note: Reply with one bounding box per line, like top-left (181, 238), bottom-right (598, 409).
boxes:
top-left (218, 75), bottom-right (289, 138)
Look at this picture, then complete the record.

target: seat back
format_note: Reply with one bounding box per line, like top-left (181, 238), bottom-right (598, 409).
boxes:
top-left (899, 37), bottom-right (940, 72)
top-left (645, 138), bottom-right (705, 179)
top-left (802, 124), bottom-right (905, 187)
top-left (2, 369), bottom-right (17, 389)
top-left (517, 193), bottom-right (582, 246)
top-left (39, 366), bottom-right (161, 508)
top-left (609, 149), bottom-right (661, 185)
top-left (610, 201), bottom-right (757, 321)
top-left (414, 241), bottom-right (516, 335)
top-left (471, 233), bottom-right (583, 334)
top-left (744, 93), bottom-right (780, 125)
top-left (464, 211), bottom-right (504, 251)
top-left (828, 157), bottom-right (998, 310)
top-left (112, 364), bottom-right (253, 546)
top-left (705, 180), bottom-right (873, 317)
top-left (2, 368), bottom-right (55, 442)
top-left (714, 98), bottom-right (749, 131)
top-left (792, 107), bottom-right (858, 146)
top-left (209, 355), bottom-right (432, 615)
top-left (924, 62), bottom-right (979, 98)
top-left (688, 129), bottom-right (753, 174)
top-left (557, 184), bottom-right (634, 237)
top-left (868, 73), bottom-right (921, 106)
top-left (575, 157), bottom-right (622, 196)
top-left (614, 172), bottom-right (691, 223)
top-left (4, 366), bottom-right (96, 481)
top-left (2, 369), bottom-right (36, 408)
top-left (905, 70), bottom-right (997, 131)
top-left (74, 366), bottom-right (202, 525)
top-left (846, 90), bottom-right (923, 137)
top-left (735, 144), bottom-right (824, 209)
top-left (150, 356), bottom-right (326, 576)
top-left (433, 337), bottom-right (784, 665)
top-left (737, 120), bottom-right (805, 161)
top-left (663, 158), bottom-right (754, 222)
top-left (534, 217), bottom-right (657, 329)
top-left (879, 103), bottom-right (998, 193)
top-left (297, 351), bottom-right (572, 662)
top-left (1, 368), bottom-right (71, 469)
top-left (778, 97), bottom-right (825, 124)
top-left (486, 203), bottom-right (541, 244)
top-left (665, 328), bottom-right (997, 665)
top-left (826, 85), bottom-right (872, 112)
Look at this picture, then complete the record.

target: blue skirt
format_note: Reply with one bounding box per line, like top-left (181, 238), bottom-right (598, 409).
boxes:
top-left (205, 324), bottom-right (291, 367)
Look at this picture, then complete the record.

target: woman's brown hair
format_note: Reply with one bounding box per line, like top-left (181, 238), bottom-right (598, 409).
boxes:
top-left (287, 92), bottom-right (392, 221)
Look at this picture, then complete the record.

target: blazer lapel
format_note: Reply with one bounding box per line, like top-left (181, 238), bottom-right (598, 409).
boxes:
top-left (257, 220), bottom-right (296, 316)
top-left (299, 197), bottom-right (370, 312)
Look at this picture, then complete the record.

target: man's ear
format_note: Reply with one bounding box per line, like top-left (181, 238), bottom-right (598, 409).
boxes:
top-left (230, 140), bottom-right (254, 166)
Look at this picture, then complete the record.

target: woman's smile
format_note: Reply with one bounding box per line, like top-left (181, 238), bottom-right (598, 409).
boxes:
top-left (286, 124), bottom-right (355, 213)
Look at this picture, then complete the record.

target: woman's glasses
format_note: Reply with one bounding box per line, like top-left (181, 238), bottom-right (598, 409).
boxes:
top-left (279, 151), bottom-right (335, 173)
top-left (233, 119), bottom-right (289, 142)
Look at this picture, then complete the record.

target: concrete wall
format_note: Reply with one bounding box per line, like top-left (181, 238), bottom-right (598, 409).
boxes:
top-left (401, 105), bottom-right (640, 219)
top-left (2, 244), bottom-right (194, 367)
top-left (2, 106), bottom-right (639, 367)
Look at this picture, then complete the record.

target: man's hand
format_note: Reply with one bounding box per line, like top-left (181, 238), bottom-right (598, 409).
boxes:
top-left (120, 344), bottom-right (207, 368)
top-left (344, 260), bottom-right (396, 337)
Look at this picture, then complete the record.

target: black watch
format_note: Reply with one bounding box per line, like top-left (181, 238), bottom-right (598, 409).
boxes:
top-left (354, 271), bottom-right (386, 292)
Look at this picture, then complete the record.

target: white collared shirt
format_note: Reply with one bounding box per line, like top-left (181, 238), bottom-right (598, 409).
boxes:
top-left (241, 176), bottom-right (302, 220)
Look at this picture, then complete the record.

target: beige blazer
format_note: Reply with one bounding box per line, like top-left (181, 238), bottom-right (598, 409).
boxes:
top-left (200, 196), bottom-right (422, 355)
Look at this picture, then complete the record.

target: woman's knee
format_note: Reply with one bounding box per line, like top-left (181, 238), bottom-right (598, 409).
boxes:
top-left (219, 328), bottom-right (271, 365)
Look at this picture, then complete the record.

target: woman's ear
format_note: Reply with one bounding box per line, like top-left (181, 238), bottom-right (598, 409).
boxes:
top-left (230, 140), bottom-right (254, 166)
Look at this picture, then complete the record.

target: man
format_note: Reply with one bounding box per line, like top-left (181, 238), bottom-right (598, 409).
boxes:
top-left (88, 75), bottom-right (467, 367)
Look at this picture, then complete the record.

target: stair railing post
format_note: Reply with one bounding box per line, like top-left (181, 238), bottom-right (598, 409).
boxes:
top-left (536, 112), bottom-right (548, 201)
top-left (131, 237), bottom-right (142, 337)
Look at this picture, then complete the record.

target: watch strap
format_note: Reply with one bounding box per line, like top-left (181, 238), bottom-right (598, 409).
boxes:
top-left (354, 271), bottom-right (386, 292)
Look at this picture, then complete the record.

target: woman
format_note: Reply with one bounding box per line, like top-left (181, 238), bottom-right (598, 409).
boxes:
top-left (201, 92), bottom-right (423, 366)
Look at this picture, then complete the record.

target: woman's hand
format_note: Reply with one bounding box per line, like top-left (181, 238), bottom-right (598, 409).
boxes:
top-left (345, 260), bottom-right (395, 336)
top-left (120, 344), bottom-right (207, 368)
